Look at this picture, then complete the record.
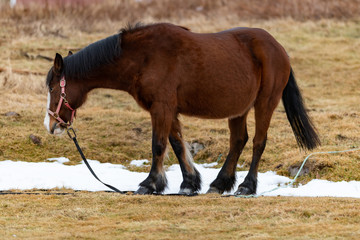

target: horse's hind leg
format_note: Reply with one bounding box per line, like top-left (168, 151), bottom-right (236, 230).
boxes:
top-left (135, 103), bottom-right (173, 195)
top-left (207, 113), bottom-right (249, 194)
top-left (169, 117), bottom-right (201, 195)
top-left (234, 96), bottom-right (280, 195)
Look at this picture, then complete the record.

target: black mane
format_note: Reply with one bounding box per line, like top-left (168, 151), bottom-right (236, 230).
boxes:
top-left (46, 23), bottom-right (185, 87)
top-left (46, 33), bottom-right (122, 87)
top-left (120, 22), bottom-right (147, 34)
top-left (64, 34), bottom-right (121, 78)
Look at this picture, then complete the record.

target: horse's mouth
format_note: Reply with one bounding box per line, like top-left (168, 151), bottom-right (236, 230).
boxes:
top-left (50, 122), bottom-right (65, 135)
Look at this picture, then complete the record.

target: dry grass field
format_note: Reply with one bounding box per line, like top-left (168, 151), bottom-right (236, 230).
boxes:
top-left (1, 0), bottom-right (360, 238)
top-left (1, 191), bottom-right (360, 239)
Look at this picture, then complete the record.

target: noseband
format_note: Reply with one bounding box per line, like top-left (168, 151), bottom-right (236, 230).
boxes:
top-left (47, 77), bottom-right (76, 127)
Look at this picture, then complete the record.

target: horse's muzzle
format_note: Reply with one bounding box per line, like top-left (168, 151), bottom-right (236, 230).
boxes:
top-left (50, 122), bottom-right (65, 135)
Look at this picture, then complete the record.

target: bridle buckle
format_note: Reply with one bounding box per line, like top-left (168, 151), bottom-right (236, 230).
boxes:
top-left (60, 79), bottom-right (66, 87)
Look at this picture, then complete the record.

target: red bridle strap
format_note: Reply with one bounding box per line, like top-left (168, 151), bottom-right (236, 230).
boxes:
top-left (47, 77), bottom-right (76, 126)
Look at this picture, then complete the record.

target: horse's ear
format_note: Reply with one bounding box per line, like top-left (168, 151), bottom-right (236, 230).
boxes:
top-left (53, 53), bottom-right (63, 76)
top-left (67, 51), bottom-right (73, 56)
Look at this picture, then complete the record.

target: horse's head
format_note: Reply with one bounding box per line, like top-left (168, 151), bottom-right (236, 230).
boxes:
top-left (44, 52), bottom-right (81, 135)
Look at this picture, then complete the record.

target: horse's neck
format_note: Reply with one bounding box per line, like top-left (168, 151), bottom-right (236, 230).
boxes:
top-left (84, 60), bottom-right (135, 93)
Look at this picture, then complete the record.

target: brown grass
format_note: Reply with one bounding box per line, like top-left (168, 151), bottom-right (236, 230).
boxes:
top-left (4, 0), bottom-right (360, 22)
top-left (1, 191), bottom-right (360, 239)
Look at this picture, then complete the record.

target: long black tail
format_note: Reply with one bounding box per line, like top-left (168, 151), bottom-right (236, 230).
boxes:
top-left (282, 68), bottom-right (320, 150)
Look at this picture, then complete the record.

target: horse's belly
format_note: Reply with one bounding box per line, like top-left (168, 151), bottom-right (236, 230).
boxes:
top-left (178, 90), bottom-right (256, 119)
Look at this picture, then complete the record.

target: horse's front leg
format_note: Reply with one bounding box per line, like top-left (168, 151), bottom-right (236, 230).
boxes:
top-left (134, 103), bottom-right (173, 195)
top-left (169, 117), bottom-right (201, 195)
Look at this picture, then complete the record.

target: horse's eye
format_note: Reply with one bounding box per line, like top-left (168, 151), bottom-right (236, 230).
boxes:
top-left (49, 87), bottom-right (54, 93)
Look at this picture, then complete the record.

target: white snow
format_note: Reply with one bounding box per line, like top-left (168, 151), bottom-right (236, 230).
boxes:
top-left (130, 159), bottom-right (149, 167)
top-left (0, 158), bottom-right (360, 198)
top-left (201, 162), bottom-right (218, 168)
top-left (47, 157), bottom-right (70, 164)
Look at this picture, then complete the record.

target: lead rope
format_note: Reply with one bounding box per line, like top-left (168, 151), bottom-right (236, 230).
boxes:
top-left (66, 127), bottom-right (125, 193)
top-left (236, 147), bottom-right (360, 198)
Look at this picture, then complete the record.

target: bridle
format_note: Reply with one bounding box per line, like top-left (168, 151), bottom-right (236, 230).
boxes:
top-left (47, 76), bottom-right (76, 127)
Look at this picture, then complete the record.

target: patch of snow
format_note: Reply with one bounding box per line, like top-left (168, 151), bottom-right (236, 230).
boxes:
top-left (47, 157), bottom-right (70, 164)
top-left (130, 159), bottom-right (149, 167)
top-left (200, 162), bottom-right (218, 168)
top-left (0, 158), bottom-right (359, 198)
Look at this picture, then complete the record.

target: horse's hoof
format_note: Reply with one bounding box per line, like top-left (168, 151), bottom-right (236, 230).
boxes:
top-left (206, 187), bottom-right (223, 194)
top-left (234, 186), bottom-right (255, 196)
top-left (178, 188), bottom-right (196, 196)
top-left (134, 186), bottom-right (154, 195)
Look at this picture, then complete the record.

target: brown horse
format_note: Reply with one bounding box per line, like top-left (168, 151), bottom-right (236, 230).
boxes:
top-left (44, 23), bottom-right (320, 195)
